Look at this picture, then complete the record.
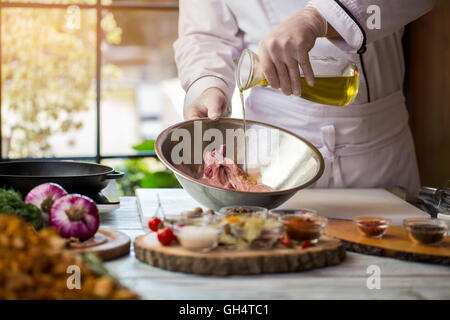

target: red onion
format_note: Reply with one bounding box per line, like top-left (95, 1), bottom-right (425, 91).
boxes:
top-left (49, 194), bottom-right (100, 241)
top-left (24, 183), bottom-right (68, 223)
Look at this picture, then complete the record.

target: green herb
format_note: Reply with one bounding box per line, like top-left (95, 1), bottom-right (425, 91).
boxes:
top-left (81, 253), bottom-right (116, 279)
top-left (0, 188), bottom-right (44, 230)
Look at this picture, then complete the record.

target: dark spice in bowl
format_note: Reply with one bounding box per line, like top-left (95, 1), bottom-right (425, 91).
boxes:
top-left (409, 224), bottom-right (446, 245)
top-left (404, 219), bottom-right (448, 245)
top-left (219, 206), bottom-right (267, 217)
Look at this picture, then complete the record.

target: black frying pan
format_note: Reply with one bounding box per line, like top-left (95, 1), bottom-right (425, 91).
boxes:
top-left (0, 160), bottom-right (124, 196)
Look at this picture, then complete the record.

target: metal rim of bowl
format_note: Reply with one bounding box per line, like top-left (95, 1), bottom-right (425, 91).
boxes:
top-left (155, 117), bottom-right (325, 196)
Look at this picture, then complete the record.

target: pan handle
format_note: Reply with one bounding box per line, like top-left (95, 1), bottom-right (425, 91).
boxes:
top-left (104, 171), bottom-right (125, 180)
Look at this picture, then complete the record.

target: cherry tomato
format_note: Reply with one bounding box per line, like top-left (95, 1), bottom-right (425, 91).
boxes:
top-left (301, 240), bottom-right (312, 249)
top-left (157, 227), bottom-right (175, 246)
top-left (148, 217), bottom-right (162, 232)
top-left (280, 234), bottom-right (292, 247)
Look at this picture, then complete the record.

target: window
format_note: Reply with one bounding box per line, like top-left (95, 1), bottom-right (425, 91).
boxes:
top-left (0, 0), bottom-right (181, 160)
top-left (0, 0), bottom-right (182, 194)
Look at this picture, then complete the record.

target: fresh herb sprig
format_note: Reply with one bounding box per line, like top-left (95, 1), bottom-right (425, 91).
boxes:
top-left (0, 188), bottom-right (44, 230)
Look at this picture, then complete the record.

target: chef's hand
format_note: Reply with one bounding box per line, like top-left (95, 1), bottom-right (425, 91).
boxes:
top-left (184, 87), bottom-right (230, 120)
top-left (258, 5), bottom-right (327, 96)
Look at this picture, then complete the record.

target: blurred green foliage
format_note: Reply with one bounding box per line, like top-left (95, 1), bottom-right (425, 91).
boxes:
top-left (1, 2), bottom-right (121, 157)
top-left (115, 140), bottom-right (180, 195)
top-left (133, 140), bottom-right (155, 152)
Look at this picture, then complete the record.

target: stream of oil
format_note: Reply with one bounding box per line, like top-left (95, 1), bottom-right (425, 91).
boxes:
top-left (239, 88), bottom-right (248, 175)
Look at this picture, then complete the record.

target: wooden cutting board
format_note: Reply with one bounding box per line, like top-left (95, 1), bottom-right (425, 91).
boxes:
top-left (134, 233), bottom-right (345, 276)
top-left (325, 219), bottom-right (450, 265)
top-left (68, 229), bottom-right (131, 261)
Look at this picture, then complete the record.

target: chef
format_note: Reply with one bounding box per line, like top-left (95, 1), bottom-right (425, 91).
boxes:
top-left (173, 0), bottom-right (435, 194)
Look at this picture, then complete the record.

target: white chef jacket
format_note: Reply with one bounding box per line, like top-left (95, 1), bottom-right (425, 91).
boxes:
top-left (173, 0), bottom-right (435, 193)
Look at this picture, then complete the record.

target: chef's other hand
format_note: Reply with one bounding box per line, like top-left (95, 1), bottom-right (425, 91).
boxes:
top-left (258, 5), bottom-right (327, 96)
top-left (184, 87), bottom-right (230, 120)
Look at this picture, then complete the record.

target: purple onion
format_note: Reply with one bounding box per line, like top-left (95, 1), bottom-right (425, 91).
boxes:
top-left (24, 183), bottom-right (68, 223)
top-left (49, 194), bottom-right (100, 241)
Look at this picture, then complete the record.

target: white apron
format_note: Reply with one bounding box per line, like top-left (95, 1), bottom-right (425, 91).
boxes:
top-left (245, 86), bottom-right (421, 194)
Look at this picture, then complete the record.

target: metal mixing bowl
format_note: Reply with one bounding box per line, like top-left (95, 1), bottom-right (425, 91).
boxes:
top-left (155, 118), bottom-right (324, 210)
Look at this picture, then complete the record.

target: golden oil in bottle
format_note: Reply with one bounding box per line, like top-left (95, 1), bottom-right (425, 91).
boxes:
top-left (236, 49), bottom-right (359, 107)
top-left (253, 74), bottom-right (359, 106)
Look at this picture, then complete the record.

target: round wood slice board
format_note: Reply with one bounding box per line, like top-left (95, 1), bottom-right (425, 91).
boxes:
top-left (67, 228), bottom-right (131, 261)
top-left (134, 233), bottom-right (345, 276)
top-left (325, 219), bottom-right (450, 265)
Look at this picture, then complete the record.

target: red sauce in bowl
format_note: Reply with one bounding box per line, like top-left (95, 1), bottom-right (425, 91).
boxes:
top-left (354, 217), bottom-right (390, 238)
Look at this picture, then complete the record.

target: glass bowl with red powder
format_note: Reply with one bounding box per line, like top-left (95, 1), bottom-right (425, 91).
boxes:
top-left (354, 216), bottom-right (390, 238)
top-left (281, 215), bottom-right (328, 243)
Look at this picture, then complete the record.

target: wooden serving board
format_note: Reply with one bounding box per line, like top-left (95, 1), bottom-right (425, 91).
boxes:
top-left (325, 219), bottom-right (450, 265)
top-left (280, 188), bottom-right (429, 226)
top-left (134, 233), bottom-right (345, 276)
top-left (68, 228), bottom-right (131, 261)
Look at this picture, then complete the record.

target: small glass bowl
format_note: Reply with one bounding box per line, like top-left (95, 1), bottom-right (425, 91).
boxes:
top-left (403, 218), bottom-right (448, 246)
top-left (224, 215), bottom-right (283, 249)
top-left (218, 205), bottom-right (268, 217)
top-left (282, 215), bottom-right (328, 243)
top-left (181, 207), bottom-right (216, 219)
top-left (174, 214), bottom-right (221, 228)
top-left (268, 208), bottom-right (317, 220)
top-left (164, 208), bottom-right (217, 226)
top-left (174, 225), bottom-right (221, 252)
top-left (354, 216), bottom-right (390, 239)
top-left (253, 225), bottom-right (284, 249)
